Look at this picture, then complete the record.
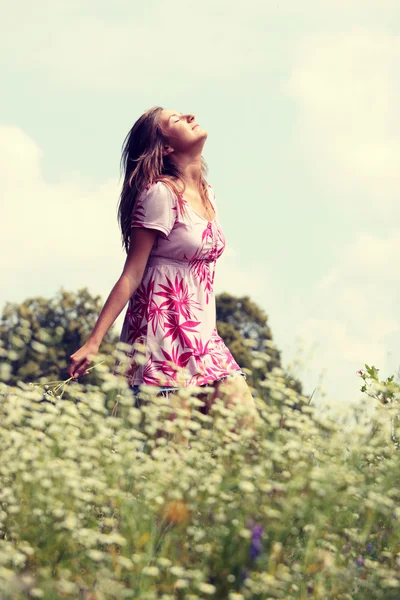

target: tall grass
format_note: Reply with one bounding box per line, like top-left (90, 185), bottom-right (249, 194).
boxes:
top-left (1, 347), bottom-right (400, 599)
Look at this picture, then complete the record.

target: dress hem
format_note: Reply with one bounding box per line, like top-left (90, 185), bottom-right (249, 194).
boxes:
top-left (128, 367), bottom-right (245, 389)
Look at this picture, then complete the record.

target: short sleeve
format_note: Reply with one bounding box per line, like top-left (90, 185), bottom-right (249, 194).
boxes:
top-left (131, 181), bottom-right (177, 238)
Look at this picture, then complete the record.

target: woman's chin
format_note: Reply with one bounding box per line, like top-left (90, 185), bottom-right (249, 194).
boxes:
top-left (198, 129), bottom-right (208, 144)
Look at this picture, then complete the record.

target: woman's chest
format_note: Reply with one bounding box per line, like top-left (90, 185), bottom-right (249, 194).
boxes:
top-left (153, 217), bottom-right (226, 261)
top-left (181, 190), bottom-right (216, 223)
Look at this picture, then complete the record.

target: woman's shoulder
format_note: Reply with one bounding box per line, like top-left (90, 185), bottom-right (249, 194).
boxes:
top-left (142, 179), bottom-right (178, 203)
top-left (143, 179), bottom-right (171, 192)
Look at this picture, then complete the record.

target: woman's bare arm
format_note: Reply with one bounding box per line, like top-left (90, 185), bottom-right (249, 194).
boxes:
top-left (67, 227), bottom-right (158, 379)
top-left (88, 227), bottom-right (159, 346)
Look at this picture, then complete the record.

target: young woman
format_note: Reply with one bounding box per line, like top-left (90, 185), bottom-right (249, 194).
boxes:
top-left (67, 107), bottom-right (260, 428)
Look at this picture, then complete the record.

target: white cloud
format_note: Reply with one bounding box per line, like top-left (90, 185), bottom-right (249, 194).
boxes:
top-left (1, 125), bottom-right (123, 309)
top-left (284, 29), bottom-right (400, 213)
top-left (280, 26), bottom-right (400, 403)
top-left (0, 1), bottom-right (276, 89)
top-left (316, 232), bottom-right (400, 298)
top-left (291, 231), bottom-right (400, 405)
top-left (340, 232), bottom-right (400, 276)
top-left (215, 254), bottom-right (276, 308)
top-left (0, 125), bottom-right (43, 184)
top-left (1, 0), bottom-right (399, 94)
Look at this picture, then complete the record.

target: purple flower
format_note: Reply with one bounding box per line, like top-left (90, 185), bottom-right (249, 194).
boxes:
top-left (356, 556), bottom-right (364, 567)
top-left (366, 543), bottom-right (373, 554)
top-left (250, 524), bottom-right (263, 562)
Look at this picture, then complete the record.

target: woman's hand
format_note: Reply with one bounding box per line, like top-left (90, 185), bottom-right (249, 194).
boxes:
top-left (67, 341), bottom-right (100, 380)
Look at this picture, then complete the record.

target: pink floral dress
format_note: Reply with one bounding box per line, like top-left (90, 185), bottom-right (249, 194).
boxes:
top-left (114, 180), bottom-right (241, 387)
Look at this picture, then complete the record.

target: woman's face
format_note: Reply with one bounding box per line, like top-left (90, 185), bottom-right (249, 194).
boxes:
top-left (159, 109), bottom-right (207, 154)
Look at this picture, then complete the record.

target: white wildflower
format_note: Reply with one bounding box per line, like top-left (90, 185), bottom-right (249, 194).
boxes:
top-left (252, 359), bottom-right (266, 369)
top-left (238, 480), bottom-right (255, 493)
top-left (157, 557), bottom-right (172, 568)
top-left (31, 341), bottom-right (47, 354)
top-left (0, 363), bottom-right (12, 381)
top-left (87, 549), bottom-right (104, 562)
top-left (196, 582), bottom-right (216, 594)
top-left (174, 579), bottom-right (189, 589)
top-left (238, 529), bottom-right (251, 539)
top-left (142, 566), bottom-right (160, 577)
top-left (170, 565), bottom-right (186, 577)
top-left (117, 555), bottom-right (133, 569)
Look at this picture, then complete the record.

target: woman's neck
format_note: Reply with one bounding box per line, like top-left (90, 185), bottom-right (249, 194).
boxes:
top-left (172, 153), bottom-right (203, 189)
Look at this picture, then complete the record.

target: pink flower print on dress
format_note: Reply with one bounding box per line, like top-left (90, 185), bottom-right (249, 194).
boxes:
top-left (131, 203), bottom-right (146, 228)
top-left (192, 336), bottom-right (210, 357)
top-left (190, 337), bottom-right (214, 380)
top-left (155, 274), bottom-right (202, 321)
top-left (151, 346), bottom-right (192, 384)
top-left (163, 312), bottom-right (201, 348)
top-left (202, 222), bottom-right (214, 243)
top-left (162, 346), bottom-right (193, 370)
top-left (189, 257), bottom-right (213, 304)
top-left (134, 278), bottom-right (155, 320)
top-left (126, 311), bottom-right (147, 345)
top-left (147, 298), bottom-right (171, 336)
top-left (141, 356), bottom-right (168, 386)
top-left (186, 222), bottom-right (223, 304)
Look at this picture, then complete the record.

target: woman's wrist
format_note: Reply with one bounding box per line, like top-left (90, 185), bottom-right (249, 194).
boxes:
top-left (86, 337), bottom-right (101, 351)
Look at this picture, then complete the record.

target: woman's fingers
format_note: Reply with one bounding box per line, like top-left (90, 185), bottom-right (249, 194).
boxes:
top-left (68, 354), bottom-right (80, 378)
top-left (72, 370), bottom-right (88, 380)
top-left (68, 342), bottom-right (99, 380)
top-left (68, 355), bottom-right (91, 379)
top-left (75, 370), bottom-right (90, 379)
top-left (68, 358), bottom-right (83, 379)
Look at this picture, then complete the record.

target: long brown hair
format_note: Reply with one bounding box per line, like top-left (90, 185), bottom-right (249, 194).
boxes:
top-left (117, 106), bottom-right (209, 254)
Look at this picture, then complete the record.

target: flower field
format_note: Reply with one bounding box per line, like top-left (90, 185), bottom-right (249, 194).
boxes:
top-left (1, 354), bottom-right (400, 599)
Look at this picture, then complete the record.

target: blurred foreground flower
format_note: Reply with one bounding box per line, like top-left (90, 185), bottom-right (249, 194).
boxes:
top-left (246, 518), bottom-right (263, 562)
top-left (162, 500), bottom-right (190, 526)
top-left (250, 524), bottom-right (263, 562)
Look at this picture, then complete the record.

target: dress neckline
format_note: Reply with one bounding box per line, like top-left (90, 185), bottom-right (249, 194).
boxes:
top-left (180, 189), bottom-right (216, 224)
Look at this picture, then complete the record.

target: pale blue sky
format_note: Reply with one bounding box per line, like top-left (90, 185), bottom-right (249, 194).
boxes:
top-left (1, 0), bottom-right (399, 409)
